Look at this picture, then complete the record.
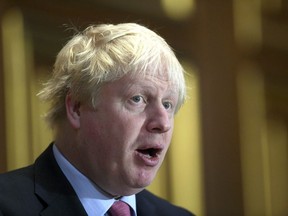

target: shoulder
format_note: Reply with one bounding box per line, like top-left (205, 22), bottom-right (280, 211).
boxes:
top-left (0, 145), bottom-right (57, 215)
top-left (0, 165), bottom-right (34, 193)
top-left (0, 165), bottom-right (43, 215)
top-left (0, 144), bottom-right (54, 194)
top-left (0, 165), bottom-right (35, 203)
top-left (136, 190), bottom-right (195, 216)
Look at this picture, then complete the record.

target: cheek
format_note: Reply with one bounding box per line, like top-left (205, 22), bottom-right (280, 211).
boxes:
top-left (109, 112), bottom-right (142, 137)
top-left (81, 118), bottom-right (100, 139)
top-left (79, 113), bottom-right (105, 151)
top-left (164, 121), bottom-right (174, 141)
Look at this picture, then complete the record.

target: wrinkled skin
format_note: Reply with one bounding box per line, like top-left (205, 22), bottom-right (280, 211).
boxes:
top-left (59, 72), bottom-right (179, 196)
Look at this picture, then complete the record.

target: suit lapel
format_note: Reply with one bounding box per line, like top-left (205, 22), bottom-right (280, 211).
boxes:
top-left (136, 191), bottom-right (157, 216)
top-left (39, 194), bottom-right (87, 216)
top-left (34, 145), bottom-right (87, 216)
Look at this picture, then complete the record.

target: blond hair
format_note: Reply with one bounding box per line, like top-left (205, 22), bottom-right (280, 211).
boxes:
top-left (38, 23), bottom-right (186, 128)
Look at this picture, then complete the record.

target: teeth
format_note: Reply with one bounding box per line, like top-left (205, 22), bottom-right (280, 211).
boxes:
top-left (143, 153), bottom-right (153, 159)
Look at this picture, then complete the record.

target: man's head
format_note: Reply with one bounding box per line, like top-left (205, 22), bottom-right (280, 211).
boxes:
top-left (39, 23), bottom-right (185, 128)
top-left (39, 23), bottom-right (186, 196)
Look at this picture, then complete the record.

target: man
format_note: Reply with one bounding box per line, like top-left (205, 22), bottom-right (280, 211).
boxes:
top-left (0, 23), bottom-right (194, 216)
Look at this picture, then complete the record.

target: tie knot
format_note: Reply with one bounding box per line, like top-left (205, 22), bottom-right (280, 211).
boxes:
top-left (108, 200), bottom-right (131, 216)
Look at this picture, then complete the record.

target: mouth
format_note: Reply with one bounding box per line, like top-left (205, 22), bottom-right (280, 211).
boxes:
top-left (136, 148), bottom-right (162, 158)
top-left (135, 146), bottom-right (163, 166)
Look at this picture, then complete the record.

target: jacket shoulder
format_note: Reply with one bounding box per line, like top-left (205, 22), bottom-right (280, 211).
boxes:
top-left (0, 165), bottom-right (35, 194)
top-left (0, 165), bottom-right (44, 216)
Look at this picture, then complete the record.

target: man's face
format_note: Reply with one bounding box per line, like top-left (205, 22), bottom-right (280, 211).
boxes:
top-left (75, 73), bottom-right (178, 196)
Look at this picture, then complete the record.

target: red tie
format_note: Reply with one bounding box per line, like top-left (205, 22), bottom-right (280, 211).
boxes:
top-left (108, 200), bottom-right (131, 216)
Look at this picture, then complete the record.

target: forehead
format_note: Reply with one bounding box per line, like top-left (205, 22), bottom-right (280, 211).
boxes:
top-left (101, 72), bottom-right (177, 95)
top-left (122, 72), bottom-right (176, 89)
top-left (128, 67), bottom-right (176, 85)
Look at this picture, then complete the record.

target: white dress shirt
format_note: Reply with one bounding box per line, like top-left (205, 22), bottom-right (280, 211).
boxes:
top-left (53, 144), bottom-right (137, 216)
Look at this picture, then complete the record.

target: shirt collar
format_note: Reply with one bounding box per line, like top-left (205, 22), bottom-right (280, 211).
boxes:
top-left (53, 144), bottom-right (137, 216)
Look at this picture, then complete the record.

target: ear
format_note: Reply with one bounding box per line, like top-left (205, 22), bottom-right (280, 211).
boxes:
top-left (65, 93), bottom-right (81, 129)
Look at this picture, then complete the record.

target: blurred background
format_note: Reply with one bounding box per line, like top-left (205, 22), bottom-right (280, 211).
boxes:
top-left (0, 0), bottom-right (287, 215)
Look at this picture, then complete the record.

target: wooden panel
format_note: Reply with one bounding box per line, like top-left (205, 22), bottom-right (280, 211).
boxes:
top-left (194, 0), bottom-right (244, 215)
top-left (0, 0), bottom-right (9, 173)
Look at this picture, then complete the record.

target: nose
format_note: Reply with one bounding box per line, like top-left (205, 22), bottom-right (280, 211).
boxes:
top-left (146, 105), bottom-right (172, 133)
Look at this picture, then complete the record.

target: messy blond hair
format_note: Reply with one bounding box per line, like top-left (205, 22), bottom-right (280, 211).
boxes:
top-left (38, 23), bottom-right (186, 128)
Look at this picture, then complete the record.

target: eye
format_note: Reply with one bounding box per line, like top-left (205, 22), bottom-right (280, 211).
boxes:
top-left (131, 95), bottom-right (145, 103)
top-left (163, 101), bottom-right (173, 110)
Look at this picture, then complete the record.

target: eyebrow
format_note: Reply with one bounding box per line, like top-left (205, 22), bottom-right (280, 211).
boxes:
top-left (121, 76), bottom-right (179, 97)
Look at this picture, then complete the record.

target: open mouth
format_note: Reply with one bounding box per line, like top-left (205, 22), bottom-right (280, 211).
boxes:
top-left (137, 148), bottom-right (162, 158)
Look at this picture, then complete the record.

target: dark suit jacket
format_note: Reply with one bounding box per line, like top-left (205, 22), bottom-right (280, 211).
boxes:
top-left (0, 145), bottom-right (194, 216)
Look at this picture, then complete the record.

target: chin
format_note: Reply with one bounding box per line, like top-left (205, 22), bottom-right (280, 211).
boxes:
top-left (123, 187), bottom-right (145, 196)
top-left (109, 185), bottom-right (145, 197)
top-left (132, 174), bottom-right (155, 190)
top-left (118, 178), bottom-right (154, 196)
